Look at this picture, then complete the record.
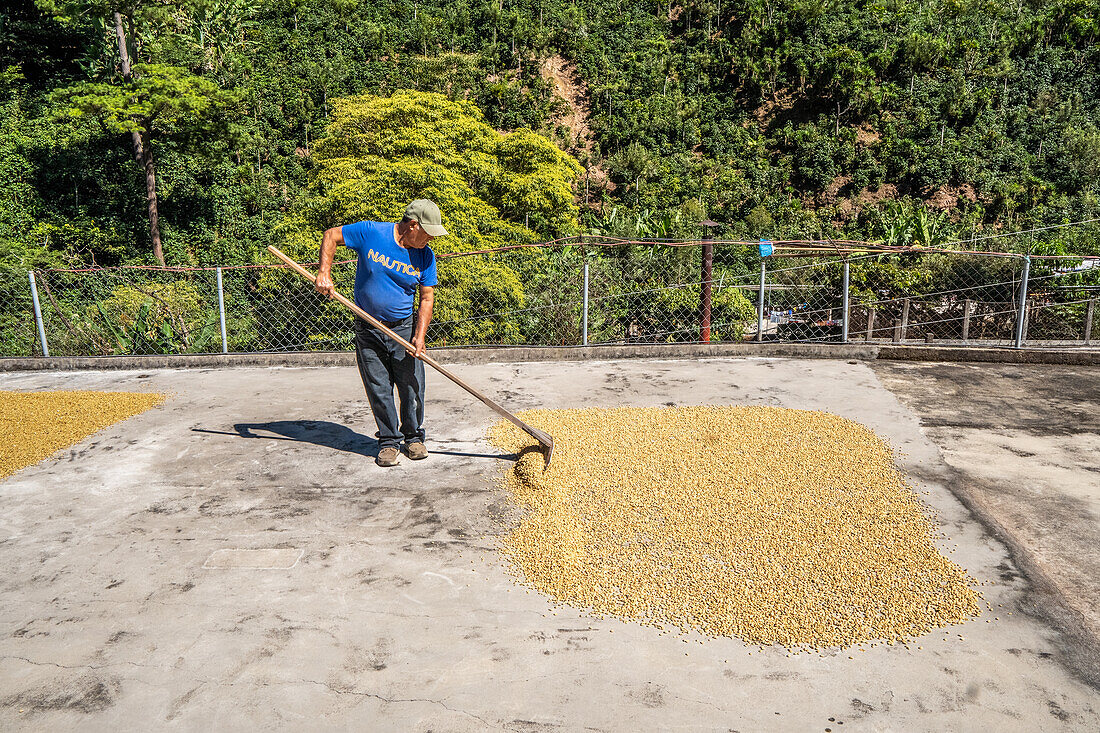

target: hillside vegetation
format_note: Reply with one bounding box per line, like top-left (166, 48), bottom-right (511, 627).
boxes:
top-left (2, 0), bottom-right (1099, 270)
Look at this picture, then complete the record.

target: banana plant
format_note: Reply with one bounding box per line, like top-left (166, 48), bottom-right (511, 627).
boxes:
top-left (95, 298), bottom-right (179, 354)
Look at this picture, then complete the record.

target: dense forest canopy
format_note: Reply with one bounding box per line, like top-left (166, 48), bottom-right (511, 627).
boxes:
top-left (2, 0), bottom-right (1099, 271)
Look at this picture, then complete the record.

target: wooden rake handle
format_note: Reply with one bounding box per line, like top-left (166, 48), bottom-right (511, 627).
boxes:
top-left (266, 245), bottom-right (554, 467)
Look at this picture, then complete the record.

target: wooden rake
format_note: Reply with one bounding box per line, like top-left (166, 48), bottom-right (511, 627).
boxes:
top-left (267, 245), bottom-right (554, 468)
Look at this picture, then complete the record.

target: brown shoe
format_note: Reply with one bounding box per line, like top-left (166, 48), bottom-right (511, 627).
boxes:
top-left (405, 442), bottom-right (428, 460)
top-left (376, 446), bottom-right (400, 467)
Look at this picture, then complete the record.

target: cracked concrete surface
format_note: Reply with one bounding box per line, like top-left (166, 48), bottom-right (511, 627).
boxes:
top-left (1, 358), bottom-right (1098, 730)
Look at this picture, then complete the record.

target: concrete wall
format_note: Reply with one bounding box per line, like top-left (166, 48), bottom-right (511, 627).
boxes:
top-left (3, 343), bottom-right (1100, 372)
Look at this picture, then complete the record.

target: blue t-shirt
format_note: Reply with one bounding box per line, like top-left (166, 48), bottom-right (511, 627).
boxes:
top-left (341, 221), bottom-right (438, 321)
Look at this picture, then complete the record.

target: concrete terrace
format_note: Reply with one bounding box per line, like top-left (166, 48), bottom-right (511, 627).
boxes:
top-left (0, 356), bottom-right (1097, 730)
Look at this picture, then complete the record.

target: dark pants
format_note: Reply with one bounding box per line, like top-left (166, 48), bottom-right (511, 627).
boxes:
top-left (354, 315), bottom-right (426, 450)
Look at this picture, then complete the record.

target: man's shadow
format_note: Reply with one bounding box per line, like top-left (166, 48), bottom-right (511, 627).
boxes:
top-left (191, 421), bottom-right (513, 461)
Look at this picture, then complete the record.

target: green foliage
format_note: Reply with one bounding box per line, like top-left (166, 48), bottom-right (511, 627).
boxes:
top-left (54, 63), bottom-right (239, 137)
top-left (272, 89), bottom-right (581, 345)
top-left (588, 206), bottom-right (687, 238)
top-left (8, 0), bottom-right (1100, 270)
top-left (873, 202), bottom-right (953, 248)
top-left (94, 299), bottom-right (177, 353)
top-left (847, 259), bottom-right (936, 303)
top-left (288, 90), bottom-right (579, 241)
top-left (91, 281), bottom-right (218, 354)
top-left (0, 68), bottom-right (55, 269)
top-left (4, 0), bottom-right (1100, 353)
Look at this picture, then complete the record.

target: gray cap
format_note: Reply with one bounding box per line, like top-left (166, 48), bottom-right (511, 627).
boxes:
top-left (404, 199), bottom-right (448, 237)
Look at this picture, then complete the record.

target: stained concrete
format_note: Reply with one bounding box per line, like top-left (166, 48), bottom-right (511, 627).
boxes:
top-left (871, 362), bottom-right (1100, 690)
top-left (0, 358), bottom-right (1097, 730)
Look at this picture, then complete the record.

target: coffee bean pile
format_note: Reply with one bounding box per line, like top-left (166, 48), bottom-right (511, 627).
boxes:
top-left (489, 405), bottom-right (980, 649)
top-left (0, 391), bottom-right (165, 480)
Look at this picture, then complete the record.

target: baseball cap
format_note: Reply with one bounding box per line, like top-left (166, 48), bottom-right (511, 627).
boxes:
top-left (404, 199), bottom-right (448, 237)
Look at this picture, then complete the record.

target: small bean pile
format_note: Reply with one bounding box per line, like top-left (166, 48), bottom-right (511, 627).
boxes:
top-left (489, 405), bottom-right (980, 650)
top-left (0, 391), bottom-right (165, 480)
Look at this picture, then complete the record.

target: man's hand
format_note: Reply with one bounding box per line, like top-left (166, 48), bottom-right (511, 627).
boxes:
top-left (411, 285), bottom-right (434, 359)
top-left (314, 271), bottom-right (335, 298)
top-left (410, 332), bottom-right (426, 358)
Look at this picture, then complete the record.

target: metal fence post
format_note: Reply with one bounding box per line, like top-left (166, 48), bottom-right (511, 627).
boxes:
top-left (216, 267), bottom-right (228, 354)
top-left (1015, 256), bottom-right (1030, 348)
top-left (841, 260), bottom-right (850, 344)
top-left (900, 298), bottom-right (910, 342)
top-left (699, 221), bottom-right (717, 342)
top-left (1085, 298), bottom-right (1096, 345)
top-left (28, 271), bottom-right (49, 358)
top-left (756, 261), bottom-right (766, 342)
top-left (582, 260), bottom-right (589, 346)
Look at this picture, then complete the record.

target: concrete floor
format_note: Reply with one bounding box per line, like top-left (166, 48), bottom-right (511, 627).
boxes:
top-left (0, 357), bottom-right (1097, 731)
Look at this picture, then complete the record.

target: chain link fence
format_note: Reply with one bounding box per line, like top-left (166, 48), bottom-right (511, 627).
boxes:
top-left (1, 271), bottom-right (39, 357)
top-left (4, 242), bottom-right (1098, 358)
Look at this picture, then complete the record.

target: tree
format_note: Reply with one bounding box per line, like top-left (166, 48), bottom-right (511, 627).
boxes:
top-left (273, 90), bottom-right (582, 344)
top-left (279, 90), bottom-right (580, 241)
top-left (38, 0), bottom-right (241, 264)
top-left (55, 63), bottom-right (238, 264)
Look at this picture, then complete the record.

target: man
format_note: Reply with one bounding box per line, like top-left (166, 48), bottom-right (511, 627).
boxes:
top-left (314, 199), bottom-right (446, 467)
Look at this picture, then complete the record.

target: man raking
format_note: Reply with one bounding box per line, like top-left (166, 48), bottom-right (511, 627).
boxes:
top-left (314, 199), bottom-right (446, 467)
top-left (269, 201), bottom-right (554, 469)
